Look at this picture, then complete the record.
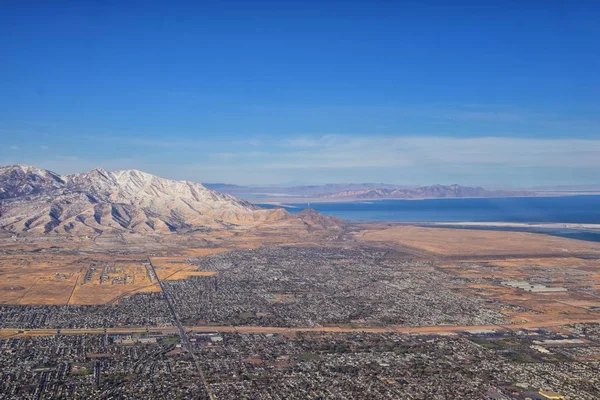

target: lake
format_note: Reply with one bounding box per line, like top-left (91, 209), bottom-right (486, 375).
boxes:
top-left (259, 195), bottom-right (600, 242)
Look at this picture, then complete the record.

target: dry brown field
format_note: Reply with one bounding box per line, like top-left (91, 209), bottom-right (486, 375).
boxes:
top-left (356, 225), bottom-right (600, 257)
top-left (0, 246), bottom-right (227, 305)
top-left (0, 253), bottom-right (160, 305)
top-left (437, 256), bottom-right (600, 325)
top-left (0, 254), bottom-right (82, 305)
top-left (150, 255), bottom-right (220, 281)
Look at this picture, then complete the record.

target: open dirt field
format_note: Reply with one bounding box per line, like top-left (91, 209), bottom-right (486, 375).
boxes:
top-left (150, 256), bottom-right (220, 280)
top-left (356, 225), bottom-right (600, 257)
top-left (0, 247), bottom-right (228, 305)
top-left (437, 255), bottom-right (600, 325)
top-left (0, 254), bottom-right (82, 305)
top-left (0, 254), bottom-right (159, 305)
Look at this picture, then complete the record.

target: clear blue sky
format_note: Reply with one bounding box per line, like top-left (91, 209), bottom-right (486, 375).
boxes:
top-left (1, 0), bottom-right (599, 186)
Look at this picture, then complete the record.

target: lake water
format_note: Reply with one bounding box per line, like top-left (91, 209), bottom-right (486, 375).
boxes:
top-left (259, 195), bottom-right (600, 243)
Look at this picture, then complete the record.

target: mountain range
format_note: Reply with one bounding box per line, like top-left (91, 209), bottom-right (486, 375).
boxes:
top-left (0, 165), bottom-right (287, 235)
top-left (316, 184), bottom-right (536, 200)
top-left (0, 164), bottom-right (539, 236)
top-left (203, 183), bottom-right (411, 199)
top-left (203, 183), bottom-right (536, 201)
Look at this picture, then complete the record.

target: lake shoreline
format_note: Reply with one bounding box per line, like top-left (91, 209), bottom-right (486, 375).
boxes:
top-left (259, 195), bottom-right (600, 242)
top-left (257, 193), bottom-right (580, 205)
top-left (420, 221), bottom-right (600, 231)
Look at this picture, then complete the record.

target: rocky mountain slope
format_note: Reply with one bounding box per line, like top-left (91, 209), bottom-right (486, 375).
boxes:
top-left (317, 184), bottom-right (536, 200)
top-left (296, 208), bottom-right (345, 231)
top-left (0, 165), bottom-right (288, 235)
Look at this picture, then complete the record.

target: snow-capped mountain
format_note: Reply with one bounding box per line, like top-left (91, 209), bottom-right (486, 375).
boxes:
top-left (0, 164), bottom-right (66, 200)
top-left (0, 165), bottom-right (287, 235)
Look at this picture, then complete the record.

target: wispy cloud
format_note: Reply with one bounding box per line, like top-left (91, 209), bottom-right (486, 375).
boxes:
top-left (275, 135), bottom-right (600, 169)
top-left (3, 133), bottom-right (599, 186)
top-left (166, 135), bottom-right (600, 185)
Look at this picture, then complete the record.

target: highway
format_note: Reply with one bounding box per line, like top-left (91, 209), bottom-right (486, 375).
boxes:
top-left (4, 316), bottom-right (600, 339)
top-left (147, 257), bottom-right (215, 400)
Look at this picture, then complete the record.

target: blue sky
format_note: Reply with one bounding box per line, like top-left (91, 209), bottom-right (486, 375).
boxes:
top-left (1, 0), bottom-right (599, 186)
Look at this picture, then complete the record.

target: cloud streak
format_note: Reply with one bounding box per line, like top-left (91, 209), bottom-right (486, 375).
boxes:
top-left (3, 134), bottom-right (599, 186)
top-left (276, 135), bottom-right (600, 169)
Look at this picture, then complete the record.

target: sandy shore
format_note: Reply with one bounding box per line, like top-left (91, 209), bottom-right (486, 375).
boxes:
top-left (423, 222), bottom-right (600, 231)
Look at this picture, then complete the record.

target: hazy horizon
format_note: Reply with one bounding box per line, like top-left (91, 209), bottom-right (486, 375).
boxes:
top-left (5, 162), bottom-right (600, 191)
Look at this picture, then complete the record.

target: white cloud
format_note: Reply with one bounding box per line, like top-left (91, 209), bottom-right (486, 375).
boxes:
top-left (9, 145), bottom-right (19, 150)
top-left (3, 134), bottom-right (599, 186)
top-left (160, 135), bottom-right (600, 185)
top-left (276, 135), bottom-right (600, 169)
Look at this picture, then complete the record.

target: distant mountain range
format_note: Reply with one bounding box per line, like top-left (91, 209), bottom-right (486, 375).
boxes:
top-left (0, 164), bottom-right (545, 236)
top-left (203, 183), bottom-right (411, 198)
top-left (317, 184), bottom-right (536, 200)
top-left (203, 183), bottom-right (536, 201)
top-left (0, 165), bottom-right (287, 235)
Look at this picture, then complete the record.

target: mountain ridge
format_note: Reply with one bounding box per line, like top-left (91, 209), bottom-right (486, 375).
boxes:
top-left (0, 164), bottom-right (286, 235)
top-left (203, 182), bottom-right (537, 201)
top-left (317, 184), bottom-right (537, 200)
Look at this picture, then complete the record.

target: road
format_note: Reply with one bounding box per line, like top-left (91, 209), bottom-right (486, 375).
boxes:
top-left (4, 316), bottom-right (600, 339)
top-left (147, 257), bottom-right (215, 400)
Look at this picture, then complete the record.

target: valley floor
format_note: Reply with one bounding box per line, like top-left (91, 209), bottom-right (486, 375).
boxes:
top-left (2, 223), bottom-right (600, 398)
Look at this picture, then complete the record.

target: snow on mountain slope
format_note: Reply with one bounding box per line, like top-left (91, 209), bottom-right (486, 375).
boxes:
top-left (0, 164), bottom-right (66, 200)
top-left (0, 165), bottom-right (287, 235)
